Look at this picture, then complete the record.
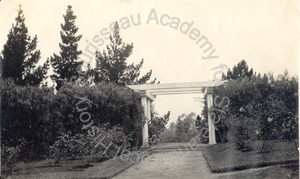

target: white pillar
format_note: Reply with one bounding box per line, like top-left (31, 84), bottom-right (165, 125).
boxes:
top-left (141, 96), bottom-right (149, 147)
top-left (147, 99), bottom-right (151, 127)
top-left (207, 87), bottom-right (216, 144)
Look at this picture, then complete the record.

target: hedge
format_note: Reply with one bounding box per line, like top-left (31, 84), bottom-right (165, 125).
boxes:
top-left (1, 79), bottom-right (145, 162)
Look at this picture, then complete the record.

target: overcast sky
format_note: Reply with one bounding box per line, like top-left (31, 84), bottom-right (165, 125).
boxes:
top-left (0, 0), bottom-right (299, 126)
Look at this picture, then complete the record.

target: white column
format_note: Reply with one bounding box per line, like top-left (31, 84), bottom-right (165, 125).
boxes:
top-left (141, 96), bottom-right (149, 147)
top-left (147, 99), bottom-right (151, 125)
top-left (207, 87), bottom-right (216, 144)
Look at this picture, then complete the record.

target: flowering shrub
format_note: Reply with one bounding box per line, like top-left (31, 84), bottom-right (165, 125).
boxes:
top-left (225, 115), bottom-right (261, 151)
top-left (50, 124), bottom-right (131, 162)
top-left (1, 143), bottom-right (22, 176)
top-left (50, 133), bottom-right (94, 161)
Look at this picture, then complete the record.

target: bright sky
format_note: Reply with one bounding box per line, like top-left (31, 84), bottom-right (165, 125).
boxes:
top-left (0, 0), bottom-right (299, 126)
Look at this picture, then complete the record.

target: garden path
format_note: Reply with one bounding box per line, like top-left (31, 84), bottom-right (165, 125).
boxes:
top-left (113, 143), bottom-right (280, 179)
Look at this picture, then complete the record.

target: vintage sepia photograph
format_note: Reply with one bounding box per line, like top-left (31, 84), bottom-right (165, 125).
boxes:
top-left (0, 0), bottom-right (299, 178)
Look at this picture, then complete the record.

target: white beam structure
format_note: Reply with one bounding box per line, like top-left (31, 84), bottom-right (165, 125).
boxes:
top-left (128, 81), bottom-right (226, 147)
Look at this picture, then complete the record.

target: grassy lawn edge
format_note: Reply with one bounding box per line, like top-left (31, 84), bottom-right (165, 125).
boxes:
top-left (201, 141), bottom-right (299, 173)
top-left (8, 150), bottom-right (153, 179)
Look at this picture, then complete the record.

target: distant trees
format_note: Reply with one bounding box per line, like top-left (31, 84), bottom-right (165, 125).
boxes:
top-left (93, 22), bottom-right (157, 85)
top-left (160, 113), bottom-right (199, 143)
top-left (1, 5), bottom-right (49, 86)
top-left (50, 5), bottom-right (83, 90)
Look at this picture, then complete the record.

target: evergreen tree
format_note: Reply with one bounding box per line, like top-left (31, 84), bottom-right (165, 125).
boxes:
top-left (50, 5), bottom-right (83, 90)
top-left (94, 22), bottom-right (157, 85)
top-left (1, 5), bottom-right (49, 86)
top-left (224, 60), bottom-right (254, 80)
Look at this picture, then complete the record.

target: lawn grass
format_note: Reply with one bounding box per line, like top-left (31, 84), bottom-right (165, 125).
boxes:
top-left (225, 163), bottom-right (299, 179)
top-left (202, 140), bottom-right (299, 173)
top-left (8, 150), bottom-right (151, 178)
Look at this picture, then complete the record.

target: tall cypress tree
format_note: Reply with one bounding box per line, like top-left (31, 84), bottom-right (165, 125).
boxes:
top-left (1, 5), bottom-right (49, 86)
top-left (50, 5), bottom-right (82, 90)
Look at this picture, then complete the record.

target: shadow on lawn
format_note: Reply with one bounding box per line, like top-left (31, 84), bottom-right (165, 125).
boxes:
top-left (201, 140), bottom-right (299, 173)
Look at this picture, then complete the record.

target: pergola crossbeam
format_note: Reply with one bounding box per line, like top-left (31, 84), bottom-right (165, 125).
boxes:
top-left (127, 80), bottom-right (226, 147)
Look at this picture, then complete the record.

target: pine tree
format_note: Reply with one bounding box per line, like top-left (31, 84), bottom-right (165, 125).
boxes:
top-left (94, 22), bottom-right (157, 85)
top-left (224, 60), bottom-right (254, 80)
top-left (50, 5), bottom-right (82, 90)
top-left (1, 5), bottom-right (49, 86)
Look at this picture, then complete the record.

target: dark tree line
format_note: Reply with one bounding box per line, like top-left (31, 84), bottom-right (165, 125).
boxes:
top-left (1, 5), bottom-right (157, 90)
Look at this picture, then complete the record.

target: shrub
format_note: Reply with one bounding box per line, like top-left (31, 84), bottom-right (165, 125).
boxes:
top-left (148, 110), bottom-right (170, 146)
top-left (50, 133), bottom-right (95, 161)
top-left (204, 74), bottom-right (298, 150)
top-left (53, 82), bottom-right (144, 148)
top-left (225, 114), bottom-right (261, 151)
top-left (197, 118), bottom-right (209, 144)
top-left (1, 142), bottom-right (22, 176)
top-left (50, 124), bottom-right (131, 162)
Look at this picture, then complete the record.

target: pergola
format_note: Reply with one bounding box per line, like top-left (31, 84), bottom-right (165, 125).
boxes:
top-left (128, 81), bottom-right (226, 147)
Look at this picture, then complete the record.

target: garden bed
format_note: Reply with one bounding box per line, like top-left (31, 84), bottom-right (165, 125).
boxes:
top-left (202, 140), bottom-right (299, 173)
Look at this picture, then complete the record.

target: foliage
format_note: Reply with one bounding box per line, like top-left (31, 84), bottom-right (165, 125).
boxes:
top-left (216, 73), bottom-right (297, 150)
top-left (53, 82), bottom-right (145, 148)
top-left (225, 114), bottom-right (261, 150)
top-left (1, 78), bottom-right (145, 164)
top-left (175, 113), bottom-right (199, 142)
top-left (93, 22), bottom-right (157, 85)
top-left (223, 59), bottom-right (254, 80)
top-left (1, 5), bottom-right (49, 86)
top-left (200, 60), bottom-right (298, 151)
top-left (195, 115), bottom-right (209, 144)
top-left (160, 122), bottom-right (177, 143)
top-left (50, 5), bottom-right (83, 90)
top-left (50, 133), bottom-right (94, 161)
top-left (148, 109), bottom-right (170, 146)
top-left (1, 143), bottom-right (22, 177)
top-left (1, 79), bottom-right (57, 160)
top-left (50, 125), bottom-right (130, 162)
top-left (160, 113), bottom-right (198, 143)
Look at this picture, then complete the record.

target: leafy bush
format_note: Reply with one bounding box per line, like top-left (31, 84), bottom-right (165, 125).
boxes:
top-left (50, 124), bottom-right (131, 162)
top-left (197, 118), bottom-right (209, 144)
top-left (225, 114), bottom-right (261, 151)
top-left (50, 133), bottom-right (95, 161)
top-left (1, 142), bottom-right (23, 176)
top-left (148, 110), bottom-right (170, 146)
